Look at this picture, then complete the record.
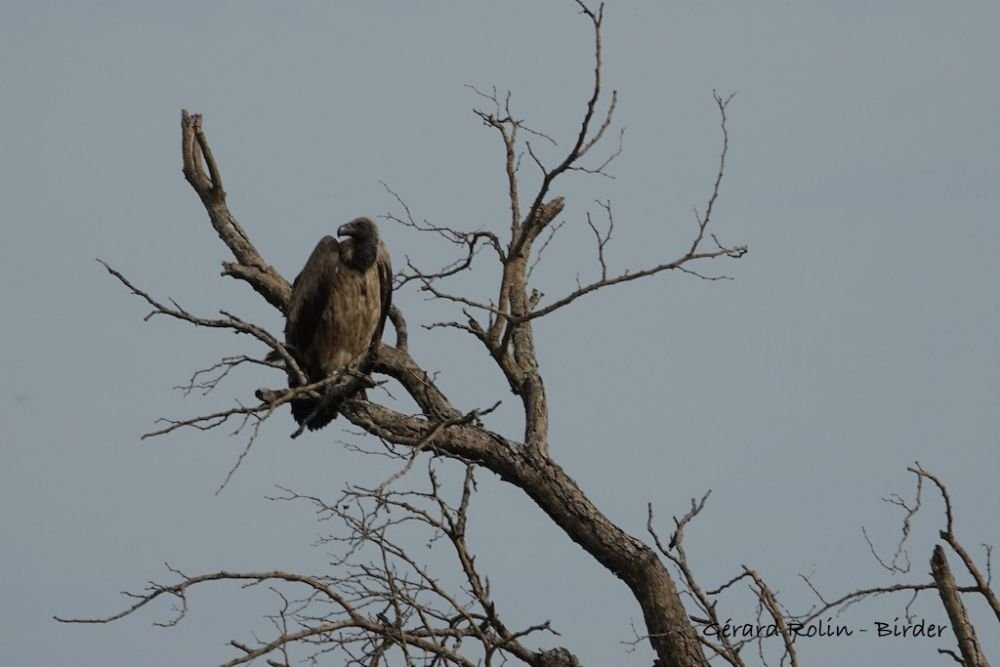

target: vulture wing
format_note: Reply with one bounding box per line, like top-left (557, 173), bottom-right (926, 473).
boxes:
top-left (285, 235), bottom-right (343, 379)
top-left (370, 241), bottom-right (393, 359)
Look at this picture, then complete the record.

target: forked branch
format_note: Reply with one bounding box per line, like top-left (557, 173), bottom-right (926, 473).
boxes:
top-left (181, 109), bottom-right (291, 312)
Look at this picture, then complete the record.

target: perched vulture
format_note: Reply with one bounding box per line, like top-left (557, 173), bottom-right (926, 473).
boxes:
top-left (282, 217), bottom-right (392, 431)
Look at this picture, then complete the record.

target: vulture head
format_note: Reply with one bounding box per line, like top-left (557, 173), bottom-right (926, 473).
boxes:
top-left (337, 216), bottom-right (379, 239)
top-left (337, 217), bottom-right (380, 270)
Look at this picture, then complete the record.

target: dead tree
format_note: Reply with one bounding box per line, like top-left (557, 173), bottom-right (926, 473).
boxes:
top-left (58, 3), bottom-right (751, 666)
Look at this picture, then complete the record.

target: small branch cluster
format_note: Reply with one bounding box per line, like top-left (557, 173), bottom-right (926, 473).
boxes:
top-left (646, 493), bottom-right (798, 667)
top-left (99, 258), bottom-right (298, 381)
top-left (381, 180), bottom-right (505, 290)
top-left (59, 465), bottom-right (561, 667)
top-left (645, 463), bottom-right (999, 667)
top-left (794, 464), bottom-right (997, 666)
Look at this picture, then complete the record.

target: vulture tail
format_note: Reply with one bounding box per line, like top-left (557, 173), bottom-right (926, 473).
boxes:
top-left (291, 396), bottom-right (340, 432)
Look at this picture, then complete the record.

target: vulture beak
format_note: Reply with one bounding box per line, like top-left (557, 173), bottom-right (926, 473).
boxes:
top-left (337, 222), bottom-right (355, 238)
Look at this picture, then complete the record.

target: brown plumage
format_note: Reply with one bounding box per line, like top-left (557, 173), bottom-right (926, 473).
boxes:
top-left (283, 217), bottom-right (392, 430)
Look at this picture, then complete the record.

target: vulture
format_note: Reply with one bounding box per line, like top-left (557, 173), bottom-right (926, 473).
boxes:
top-left (282, 217), bottom-right (392, 431)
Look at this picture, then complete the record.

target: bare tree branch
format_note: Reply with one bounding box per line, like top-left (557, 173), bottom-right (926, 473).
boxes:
top-left (909, 464), bottom-right (1000, 622)
top-left (931, 546), bottom-right (992, 667)
top-left (98, 258), bottom-right (302, 382)
top-left (181, 110), bottom-right (292, 312)
top-left (743, 568), bottom-right (798, 667)
top-left (647, 493), bottom-right (746, 667)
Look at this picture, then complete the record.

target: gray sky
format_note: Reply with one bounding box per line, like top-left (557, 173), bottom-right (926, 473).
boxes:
top-left (2, 1), bottom-right (998, 665)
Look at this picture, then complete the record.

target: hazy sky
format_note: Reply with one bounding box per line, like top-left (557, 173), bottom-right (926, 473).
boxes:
top-left (2, 2), bottom-right (998, 665)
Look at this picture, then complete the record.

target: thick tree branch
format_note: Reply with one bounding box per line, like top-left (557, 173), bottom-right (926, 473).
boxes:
top-left (931, 546), bottom-right (991, 667)
top-left (647, 494), bottom-right (745, 667)
top-left (181, 110), bottom-right (292, 312)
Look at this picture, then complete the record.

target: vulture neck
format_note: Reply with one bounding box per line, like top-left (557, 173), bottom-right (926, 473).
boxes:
top-left (344, 236), bottom-right (378, 271)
